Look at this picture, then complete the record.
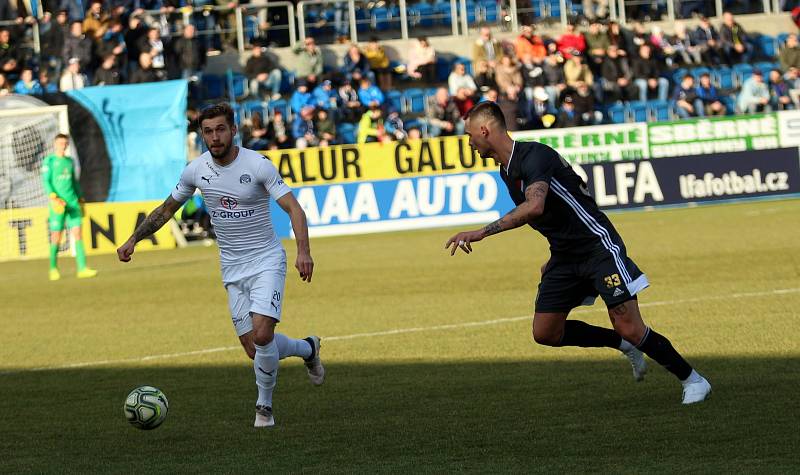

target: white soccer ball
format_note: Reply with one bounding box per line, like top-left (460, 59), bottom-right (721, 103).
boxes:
top-left (123, 386), bottom-right (169, 430)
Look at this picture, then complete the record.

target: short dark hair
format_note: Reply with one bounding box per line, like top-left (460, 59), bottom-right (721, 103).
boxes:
top-left (466, 101), bottom-right (506, 130)
top-left (55, 133), bottom-right (69, 141)
top-left (199, 103), bottom-right (235, 128)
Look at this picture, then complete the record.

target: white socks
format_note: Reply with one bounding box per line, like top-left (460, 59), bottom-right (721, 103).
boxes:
top-left (254, 335), bottom-right (314, 408)
top-left (274, 333), bottom-right (313, 360)
top-left (682, 369), bottom-right (703, 386)
top-left (254, 340), bottom-right (279, 407)
top-left (619, 338), bottom-right (635, 353)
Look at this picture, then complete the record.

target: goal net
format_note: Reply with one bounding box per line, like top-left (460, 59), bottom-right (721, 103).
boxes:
top-left (0, 104), bottom-right (72, 261)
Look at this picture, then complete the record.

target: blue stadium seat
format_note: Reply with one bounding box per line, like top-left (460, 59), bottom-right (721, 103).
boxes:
top-left (648, 100), bottom-right (671, 122)
top-left (201, 75), bottom-right (225, 100)
top-left (412, 3), bottom-right (435, 27)
top-left (755, 61), bottom-right (778, 75)
top-left (280, 70), bottom-right (295, 94)
top-left (546, 0), bottom-right (563, 18)
top-left (721, 95), bottom-right (737, 115)
top-left (627, 101), bottom-right (649, 123)
top-left (243, 100), bottom-right (267, 119)
top-left (436, 56), bottom-right (453, 82)
top-left (690, 67), bottom-right (711, 83)
top-left (672, 68), bottom-right (688, 85)
top-left (386, 90), bottom-right (404, 114)
top-left (713, 67), bottom-right (736, 90)
top-left (230, 102), bottom-right (243, 126)
top-left (434, 1), bottom-right (453, 26)
top-left (404, 88), bottom-right (426, 113)
top-left (757, 35), bottom-right (777, 59)
top-left (267, 99), bottom-right (289, 120)
top-left (464, 2), bottom-right (478, 24)
top-left (372, 7), bottom-right (390, 31)
top-left (480, 0), bottom-right (499, 22)
top-left (338, 123), bottom-right (357, 144)
top-left (733, 63), bottom-right (753, 85)
top-left (424, 88), bottom-right (438, 101)
top-left (356, 9), bottom-right (370, 33)
top-left (227, 72), bottom-right (248, 101)
top-left (321, 8), bottom-right (335, 22)
top-left (607, 104), bottom-right (626, 124)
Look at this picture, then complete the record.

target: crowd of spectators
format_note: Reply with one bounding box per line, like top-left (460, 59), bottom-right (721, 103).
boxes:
top-left (0, 0), bottom-right (208, 95)
top-left (3, 0), bottom-right (800, 150)
top-left (243, 13), bottom-right (800, 149)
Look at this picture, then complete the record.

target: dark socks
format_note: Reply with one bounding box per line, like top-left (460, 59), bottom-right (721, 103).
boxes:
top-left (636, 327), bottom-right (693, 380)
top-left (558, 320), bottom-right (623, 349)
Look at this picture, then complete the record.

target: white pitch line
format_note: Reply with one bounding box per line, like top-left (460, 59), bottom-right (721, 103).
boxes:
top-left (2, 287), bottom-right (798, 376)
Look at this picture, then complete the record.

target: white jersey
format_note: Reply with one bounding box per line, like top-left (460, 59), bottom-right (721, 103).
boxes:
top-left (171, 147), bottom-right (291, 275)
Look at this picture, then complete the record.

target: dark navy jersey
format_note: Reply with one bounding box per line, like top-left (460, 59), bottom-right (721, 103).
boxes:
top-left (499, 140), bottom-right (626, 257)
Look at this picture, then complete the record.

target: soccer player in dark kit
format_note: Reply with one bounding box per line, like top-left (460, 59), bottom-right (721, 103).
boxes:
top-left (445, 102), bottom-right (711, 404)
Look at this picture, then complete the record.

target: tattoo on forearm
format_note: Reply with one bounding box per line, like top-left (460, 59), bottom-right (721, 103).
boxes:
top-left (483, 220), bottom-right (502, 237)
top-left (481, 182), bottom-right (549, 238)
top-left (132, 208), bottom-right (171, 242)
top-left (483, 204), bottom-right (535, 237)
top-left (526, 181), bottom-right (549, 202)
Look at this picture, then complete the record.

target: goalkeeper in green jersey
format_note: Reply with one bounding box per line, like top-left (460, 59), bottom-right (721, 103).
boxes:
top-left (42, 134), bottom-right (97, 280)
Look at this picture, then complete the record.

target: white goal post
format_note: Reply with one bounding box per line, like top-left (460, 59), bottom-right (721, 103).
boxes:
top-left (0, 105), bottom-right (72, 261)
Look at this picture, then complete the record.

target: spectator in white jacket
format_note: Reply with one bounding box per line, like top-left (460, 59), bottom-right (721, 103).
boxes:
top-left (448, 62), bottom-right (477, 96)
top-left (59, 58), bottom-right (88, 91)
top-left (737, 70), bottom-right (771, 113)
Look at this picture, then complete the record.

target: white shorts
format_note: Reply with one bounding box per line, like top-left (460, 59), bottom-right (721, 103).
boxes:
top-left (223, 257), bottom-right (287, 337)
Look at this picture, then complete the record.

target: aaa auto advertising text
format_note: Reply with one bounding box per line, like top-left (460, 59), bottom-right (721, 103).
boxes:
top-left (269, 147), bottom-right (800, 238)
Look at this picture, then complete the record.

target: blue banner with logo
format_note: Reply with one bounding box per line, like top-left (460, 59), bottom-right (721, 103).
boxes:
top-left (67, 80), bottom-right (188, 202)
top-left (572, 148), bottom-right (800, 209)
top-left (270, 172), bottom-right (516, 238)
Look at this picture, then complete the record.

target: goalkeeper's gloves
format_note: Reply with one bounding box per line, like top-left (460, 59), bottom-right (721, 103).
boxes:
top-left (49, 193), bottom-right (66, 213)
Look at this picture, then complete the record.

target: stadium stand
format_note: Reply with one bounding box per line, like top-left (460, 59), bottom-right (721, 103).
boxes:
top-left (1, 1), bottom-right (799, 148)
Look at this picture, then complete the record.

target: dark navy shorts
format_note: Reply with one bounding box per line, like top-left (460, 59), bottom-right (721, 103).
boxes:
top-left (535, 249), bottom-right (649, 314)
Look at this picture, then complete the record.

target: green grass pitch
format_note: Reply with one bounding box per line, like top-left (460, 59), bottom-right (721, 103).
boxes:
top-left (1, 199), bottom-right (799, 473)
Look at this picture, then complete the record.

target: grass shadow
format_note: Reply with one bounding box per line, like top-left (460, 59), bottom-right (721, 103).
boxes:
top-left (1, 356), bottom-right (797, 473)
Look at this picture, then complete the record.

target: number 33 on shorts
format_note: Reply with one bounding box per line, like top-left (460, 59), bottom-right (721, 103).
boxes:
top-left (603, 274), bottom-right (621, 288)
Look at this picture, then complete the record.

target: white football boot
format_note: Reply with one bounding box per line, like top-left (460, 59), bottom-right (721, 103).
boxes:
top-left (254, 405), bottom-right (275, 428)
top-left (682, 375), bottom-right (712, 405)
top-left (304, 336), bottom-right (325, 386)
top-left (623, 347), bottom-right (648, 382)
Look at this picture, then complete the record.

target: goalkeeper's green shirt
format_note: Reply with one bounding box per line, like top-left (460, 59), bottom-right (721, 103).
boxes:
top-left (42, 154), bottom-right (82, 206)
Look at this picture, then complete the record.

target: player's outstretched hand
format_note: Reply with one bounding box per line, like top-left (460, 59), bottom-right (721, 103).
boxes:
top-left (445, 229), bottom-right (485, 256)
top-left (117, 238), bottom-right (136, 262)
top-left (296, 252), bottom-right (314, 282)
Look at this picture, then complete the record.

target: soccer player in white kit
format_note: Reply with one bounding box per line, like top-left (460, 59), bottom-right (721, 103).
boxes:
top-left (117, 103), bottom-right (324, 428)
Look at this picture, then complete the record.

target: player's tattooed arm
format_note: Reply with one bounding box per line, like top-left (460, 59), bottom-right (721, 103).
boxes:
top-left (118, 196), bottom-right (183, 262)
top-left (481, 181), bottom-right (549, 238)
top-left (132, 196), bottom-right (183, 242)
top-left (445, 181), bottom-right (548, 256)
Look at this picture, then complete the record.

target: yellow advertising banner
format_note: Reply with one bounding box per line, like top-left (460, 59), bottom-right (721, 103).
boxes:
top-left (263, 135), bottom-right (497, 186)
top-left (1, 201), bottom-right (177, 262)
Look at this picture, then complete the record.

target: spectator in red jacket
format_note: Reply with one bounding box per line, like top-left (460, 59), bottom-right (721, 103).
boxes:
top-left (557, 23), bottom-right (586, 59)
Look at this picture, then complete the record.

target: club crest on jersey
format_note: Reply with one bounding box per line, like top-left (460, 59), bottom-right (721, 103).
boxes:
top-left (220, 196), bottom-right (238, 209)
top-left (239, 174), bottom-right (251, 184)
